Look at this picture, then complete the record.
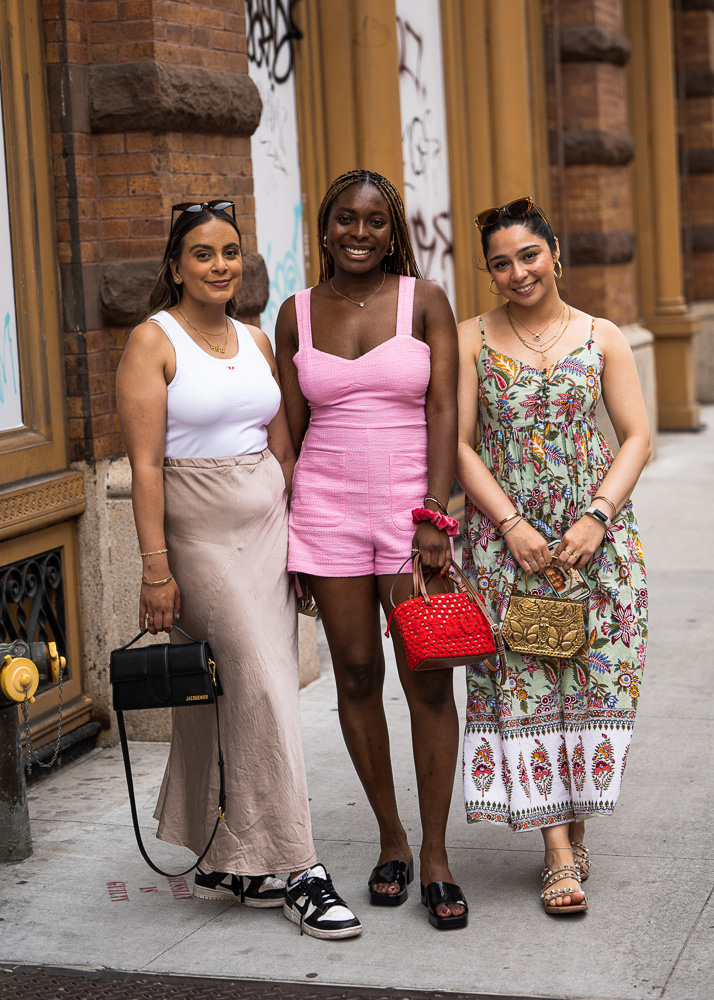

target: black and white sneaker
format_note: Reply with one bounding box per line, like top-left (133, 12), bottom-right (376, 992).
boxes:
top-left (283, 864), bottom-right (362, 940)
top-left (193, 868), bottom-right (285, 907)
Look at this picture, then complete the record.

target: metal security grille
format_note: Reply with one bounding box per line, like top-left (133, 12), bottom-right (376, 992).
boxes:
top-left (0, 548), bottom-right (67, 695)
top-left (0, 966), bottom-right (545, 1000)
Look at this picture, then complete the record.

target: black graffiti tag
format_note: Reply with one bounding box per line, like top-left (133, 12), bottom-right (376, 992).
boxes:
top-left (410, 209), bottom-right (453, 290)
top-left (246, 0), bottom-right (301, 85)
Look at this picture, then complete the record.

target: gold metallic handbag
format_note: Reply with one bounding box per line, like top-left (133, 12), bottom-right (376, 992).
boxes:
top-left (501, 573), bottom-right (587, 658)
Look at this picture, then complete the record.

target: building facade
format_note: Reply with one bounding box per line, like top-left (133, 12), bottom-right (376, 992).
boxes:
top-left (0, 0), bottom-right (707, 756)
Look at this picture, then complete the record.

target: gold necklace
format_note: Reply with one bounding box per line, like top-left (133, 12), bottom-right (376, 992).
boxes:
top-left (507, 301), bottom-right (562, 342)
top-left (330, 270), bottom-right (386, 308)
top-left (177, 308), bottom-right (230, 354)
top-left (507, 304), bottom-right (572, 365)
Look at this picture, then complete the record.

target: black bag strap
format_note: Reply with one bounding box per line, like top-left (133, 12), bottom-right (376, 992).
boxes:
top-left (116, 694), bottom-right (226, 879)
top-left (115, 625), bottom-right (202, 652)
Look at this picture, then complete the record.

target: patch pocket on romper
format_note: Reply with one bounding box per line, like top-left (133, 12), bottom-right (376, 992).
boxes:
top-left (389, 452), bottom-right (427, 532)
top-left (290, 450), bottom-right (346, 527)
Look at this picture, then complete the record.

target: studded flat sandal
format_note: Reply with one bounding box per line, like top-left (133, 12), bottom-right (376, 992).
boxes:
top-left (569, 840), bottom-right (590, 881)
top-left (540, 864), bottom-right (587, 915)
top-left (367, 858), bottom-right (414, 906)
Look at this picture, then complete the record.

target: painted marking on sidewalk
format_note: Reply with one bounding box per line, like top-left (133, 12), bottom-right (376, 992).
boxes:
top-left (106, 881), bottom-right (128, 902)
top-left (139, 886), bottom-right (158, 893)
top-left (166, 876), bottom-right (192, 899)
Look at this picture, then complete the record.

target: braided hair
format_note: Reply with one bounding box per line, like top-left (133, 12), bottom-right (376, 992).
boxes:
top-left (317, 169), bottom-right (422, 282)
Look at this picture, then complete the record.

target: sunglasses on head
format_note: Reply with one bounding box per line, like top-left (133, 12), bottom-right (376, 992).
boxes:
top-left (170, 200), bottom-right (236, 236)
top-left (475, 196), bottom-right (550, 231)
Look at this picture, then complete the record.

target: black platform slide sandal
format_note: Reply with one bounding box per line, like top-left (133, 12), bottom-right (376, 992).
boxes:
top-left (367, 858), bottom-right (414, 906)
top-left (421, 881), bottom-right (469, 930)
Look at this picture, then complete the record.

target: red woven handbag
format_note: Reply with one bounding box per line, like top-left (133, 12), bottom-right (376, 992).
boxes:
top-left (385, 554), bottom-right (507, 682)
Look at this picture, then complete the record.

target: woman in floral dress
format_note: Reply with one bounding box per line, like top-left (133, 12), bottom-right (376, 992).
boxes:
top-left (455, 198), bottom-right (650, 914)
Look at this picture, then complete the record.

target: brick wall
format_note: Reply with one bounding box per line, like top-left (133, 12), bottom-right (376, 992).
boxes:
top-left (42, 0), bottom-right (264, 463)
top-left (544, 0), bottom-right (637, 327)
top-left (676, 2), bottom-right (714, 302)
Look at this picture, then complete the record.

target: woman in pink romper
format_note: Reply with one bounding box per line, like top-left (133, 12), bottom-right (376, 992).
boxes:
top-left (276, 170), bottom-right (465, 930)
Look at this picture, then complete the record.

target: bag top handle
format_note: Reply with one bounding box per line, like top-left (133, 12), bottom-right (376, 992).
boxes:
top-left (514, 566), bottom-right (591, 599)
top-left (114, 624), bottom-right (204, 653)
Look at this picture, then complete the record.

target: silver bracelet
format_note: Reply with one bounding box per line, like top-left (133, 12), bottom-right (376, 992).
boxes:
top-left (501, 515), bottom-right (523, 536)
top-left (584, 507), bottom-right (611, 529)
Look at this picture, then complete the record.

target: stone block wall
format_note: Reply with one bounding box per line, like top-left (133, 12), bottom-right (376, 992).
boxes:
top-left (42, 0), bottom-right (267, 464)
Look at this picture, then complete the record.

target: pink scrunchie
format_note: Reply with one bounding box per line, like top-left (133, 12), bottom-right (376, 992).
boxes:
top-left (411, 507), bottom-right (460, 536)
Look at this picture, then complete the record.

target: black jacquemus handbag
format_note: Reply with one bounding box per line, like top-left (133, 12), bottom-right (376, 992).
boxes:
top-left (110, 626), bottom-right (225, 878)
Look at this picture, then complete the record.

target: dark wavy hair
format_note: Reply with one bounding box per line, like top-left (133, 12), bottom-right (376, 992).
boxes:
top-left (479, 199), bottom-right (557, 269)
top-left (147, 205), bottom-right (243, 318)
top-left (317, 169), bottom-right (422, 282)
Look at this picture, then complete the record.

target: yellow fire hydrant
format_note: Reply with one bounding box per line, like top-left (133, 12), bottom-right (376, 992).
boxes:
top-left (0, 641), bottom-right (65, 862)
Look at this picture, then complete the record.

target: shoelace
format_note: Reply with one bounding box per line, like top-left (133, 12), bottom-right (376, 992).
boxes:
top-left (293, 875), bottom-right (346, 935)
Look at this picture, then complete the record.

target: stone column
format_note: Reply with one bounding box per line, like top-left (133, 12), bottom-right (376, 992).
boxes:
top-left (293, 0), bottom-right (404, 287)
top-left (441, 0), bottom-right (549, 320)
top-left (627, 0), bottom-right (701, 429)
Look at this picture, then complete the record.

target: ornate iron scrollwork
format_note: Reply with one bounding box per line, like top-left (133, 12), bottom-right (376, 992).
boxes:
top-left (0, 549), bottom-right (67, 693)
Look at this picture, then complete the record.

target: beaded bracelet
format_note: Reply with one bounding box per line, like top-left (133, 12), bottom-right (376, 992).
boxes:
top-left (142, 574), bottom-right (174, 587)
top-left (412, 507), bottom-right (460, 536)
top-left (140, 548), bottom-right (168, 557)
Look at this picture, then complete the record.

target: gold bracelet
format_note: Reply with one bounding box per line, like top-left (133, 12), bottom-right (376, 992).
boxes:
top-left (500, 515), bottom-right (522, 536)
top-left (497, 511), bottom-right (520, 530)
top-left (141, 574), bottom-right (173, 587)
top-left (593, 495), bottom-right (617, 516)
top-left (140, 548), bottom-right (168, 557)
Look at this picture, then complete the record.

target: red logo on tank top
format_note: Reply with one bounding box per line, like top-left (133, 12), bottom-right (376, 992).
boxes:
top-left (227, 366), bottom-right (235, 370)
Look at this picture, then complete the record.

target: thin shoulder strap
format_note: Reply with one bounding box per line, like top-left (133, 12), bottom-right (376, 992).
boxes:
top-left (477, 316), bottom-right (486, 352)
top-left (590, 316), bottom-right (596, 337)
top-left (395, 275), bottom-right (416, 337)
top-left (294, 289), bottom-right (313, 350)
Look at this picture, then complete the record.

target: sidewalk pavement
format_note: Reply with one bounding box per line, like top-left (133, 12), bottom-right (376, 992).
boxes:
top-left (1, 411), bottom-right (713, 1000)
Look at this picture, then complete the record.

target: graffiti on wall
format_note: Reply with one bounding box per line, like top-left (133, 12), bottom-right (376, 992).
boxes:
top-left (247, 0), bottom-right (306, 341)
top-left (396, 4), bottom-right (455, 307)
top-left (0, 84), bottom-right (22, 432)
top-left (246, 0), bottom-right (299, 85)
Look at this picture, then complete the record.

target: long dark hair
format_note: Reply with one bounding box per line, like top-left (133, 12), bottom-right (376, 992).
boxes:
top-left (479, 199), bottom-right (557, 268)
top-left (147, 206), bottom-right (243, 318)
top-left (317, 169), bottom-right (422, 282)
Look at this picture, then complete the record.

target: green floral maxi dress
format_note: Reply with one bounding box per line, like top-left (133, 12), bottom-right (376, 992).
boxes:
top-left (462, 318), bottom-right (647, 832)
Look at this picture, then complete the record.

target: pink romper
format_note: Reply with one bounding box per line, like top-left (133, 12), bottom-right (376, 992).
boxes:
top-left (288, 275), bottom-right (431, 577)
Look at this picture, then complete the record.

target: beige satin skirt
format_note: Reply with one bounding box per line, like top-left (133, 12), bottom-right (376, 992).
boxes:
top-left (153, 450), bottom-right (317, 875)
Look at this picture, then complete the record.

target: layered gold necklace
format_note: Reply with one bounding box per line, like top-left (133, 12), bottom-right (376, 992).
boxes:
top-left (177, 308), bottom-right (231, 354)
top-left (506, 302), bottom-right (572, 366)
top-left (507, 301), bottom-right (562, 342)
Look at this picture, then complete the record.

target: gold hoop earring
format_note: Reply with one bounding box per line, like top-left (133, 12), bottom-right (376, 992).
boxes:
top-left (174, 275), bottom-right (181, 284)
top-left (554, 260), bottom-right (563, 279)
top-left (488, 278), bottom-right (500, 296)
top-left (322, 236), bottom-right (327, 248)
top-left (387, 238), bottom-right (395, 256)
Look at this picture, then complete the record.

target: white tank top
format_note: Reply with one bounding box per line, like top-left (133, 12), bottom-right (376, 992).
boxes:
top-left (149, 310), bottom-right (281, 459)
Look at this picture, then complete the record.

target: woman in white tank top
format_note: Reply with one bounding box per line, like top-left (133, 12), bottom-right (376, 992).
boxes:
top-left (116, 201), bottom-right (361, 941)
